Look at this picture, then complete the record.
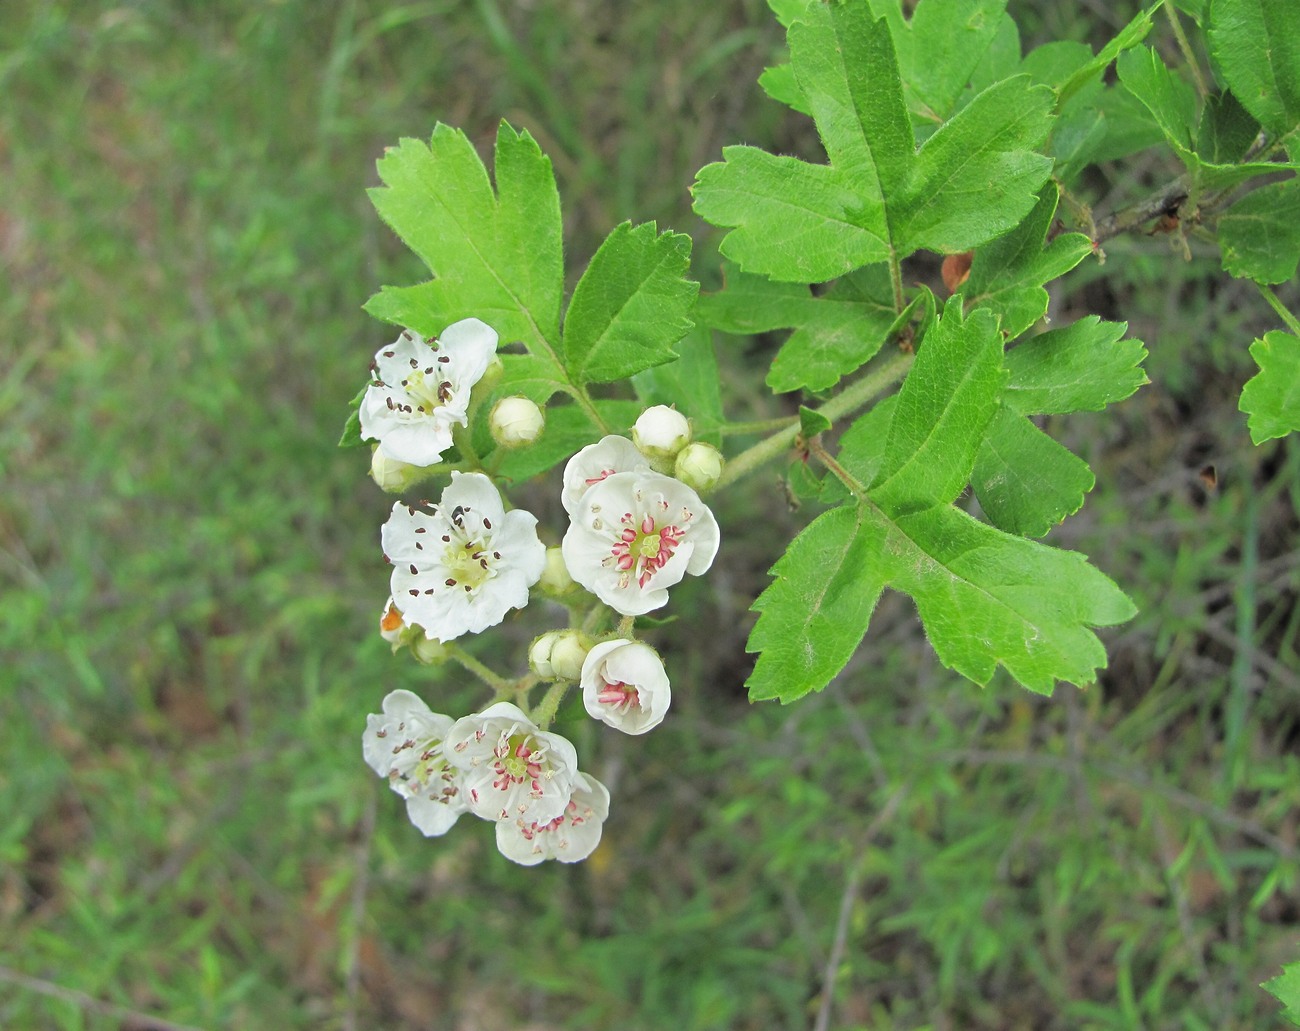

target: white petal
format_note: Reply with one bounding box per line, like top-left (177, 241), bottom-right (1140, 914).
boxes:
top-left (561, 436), bottom-right (652, 514)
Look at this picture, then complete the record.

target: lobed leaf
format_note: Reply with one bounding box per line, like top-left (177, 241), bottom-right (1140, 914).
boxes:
top-left (692, 147), bottom-right (890, 282)
top-left (746, 505), bottom-right (884, 703)
top-left (1240, 331), bottom-right (1300, 443)
top-left (1263, 960), bottom-right (1300, 1027)
top-left (1218, 179), bottom-right (1300, 284)
top-left (868, 502), bottom-right (1135, 692)
top-left (562, 221), bottom-right (697, 385)
top-left (697, 263), bottom-right (896, 393)
top-left (971, 405), bottom-right (1095, 538)
top-left (1208, 0), bottom-right (1300, 155)
top-left (1003, 317), bottom-right (1148, 414)
top-left (869, 297), bottom-right (1005, 510)
top-left (958, 182), bottom-right (1093, 339)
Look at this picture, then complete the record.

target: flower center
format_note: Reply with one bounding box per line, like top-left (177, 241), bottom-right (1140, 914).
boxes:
top-left (400, 368), bottom-right (454, 414)
top-left (491, 731), bottom-right (550, 798)
top-left (443, 538), bottom-right (493, 592)
top-left (610, 513), bottom-right (685, 589)
top-left (596, 679), bottom-right (640, 712)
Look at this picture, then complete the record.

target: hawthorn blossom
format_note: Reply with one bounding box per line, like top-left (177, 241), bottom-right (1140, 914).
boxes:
top-left (581, 639), bottom-right (670, 735)
top-left (383, 472), bottom-right (546, 642)
top-left (495, 772), bottom-right (610, 866)
top-left (561, 435), bottom-right (652, 515)
top-left (359, 318), bottom-right (497, 466)
top-left (362, 690), bottom-right (467, 836)
top-left (444, 702), bottom-right (579, 824)
top-left (632, 405), bottom-right (691, 461)
top-left (562, 469), bottom-right (719, 615)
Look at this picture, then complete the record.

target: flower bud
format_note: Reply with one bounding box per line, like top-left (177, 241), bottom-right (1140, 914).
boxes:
top-left (674, 442), bottom-right (723, 494)
top-left (370, 448), bottom-right (435, 493)
top-left (529, 629), bottom-right (593, 681)
top-left (632, 405), bottom-right (691, 467)
top-left (410, 635), bottom-right (450, 665)
top-left (380, 598), bottom-right (450, 663)
top-left (538, 546), bottom-right (577, 597)
top-left (489, 396), bottom-right (545, 448)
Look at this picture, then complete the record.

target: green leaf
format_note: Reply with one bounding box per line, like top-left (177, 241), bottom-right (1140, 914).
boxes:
top-left (893, 76), bottom-right (1055, 254)
top-left (865, 502), bottom-right (1135, 692)
top-left (1197, 89), bottom-right (1260, 163)
top-left (746, 506), bottom-right (884, 703)
top-left (1056, 4), bottom-right (1157, 108)
top-left (1209, 0), bottom-right (1300, 149)
top-left (869, 298), bottom-right (1005, 510)
top-left (1116, 45), bottom-right (1199, 163)
top-left (694, 8), bottom-right (1054, 276)
top-left (757, 63), bottom-right (811, 116)
top-left (692, 147), bottom-right (891, 282)
top-left (799, 405), bottom-right (832, 438)
top-left (959, 182), bottom-right (1093, 339)
top-left (1262, 960), bottom-right (1300, 1027)
top-left (562, 221), bottom-right (697, 385)
top-left (1218, 180), bottom-right (1300, 284)
top-left (338, 384), bottom-right (367, 448)
top-left (366, 122), bottom-right (562, 347)
top-left (1240, 330), bottom-right (1300, 442)
top-left (972, 405), bottom-right (1096, 537)
top-left (631, 328), bottom-right (724, 445)
top-left (884, 0), bottom-right (1010, 124)
top-left (1004, 317), bottom-right (1148, 414)
top-left (697, 262), bottom-right (897, 393)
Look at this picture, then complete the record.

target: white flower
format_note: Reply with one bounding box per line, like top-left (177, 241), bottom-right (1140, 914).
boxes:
top-left (444, 702), bottom-right (579, 824)
top-left (581, 639), bottom-right (670, 735)
top-left (362, 690), bottom-right (467, 837)
top-left (632, 404), bottom-right (691, 461)
top-left (561, 435), bottom-right (652, 515)
top-left (382, 472), bottom-right (546, 642)
top-left (359, 318), bottom-right (497, 466)
top-left (495, 771), bottom-right (610, 866)
top-left (561, 470), bottom-right (720, 615)
top-left (489, 396), bottom-right (545, 447)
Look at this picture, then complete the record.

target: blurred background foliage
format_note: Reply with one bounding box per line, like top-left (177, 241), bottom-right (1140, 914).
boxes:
top-left (1, 0), bottom-right (1298, 1028)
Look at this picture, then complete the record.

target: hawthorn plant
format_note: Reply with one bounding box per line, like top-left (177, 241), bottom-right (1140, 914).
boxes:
top-left (340, 0), bottom-right (1300, 896)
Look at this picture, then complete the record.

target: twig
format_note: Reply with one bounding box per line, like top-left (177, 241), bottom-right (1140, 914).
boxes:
top-left (1091, 177), bottom-right (1190, 245)
top-left (0, 966), bottom-right (208, 1031)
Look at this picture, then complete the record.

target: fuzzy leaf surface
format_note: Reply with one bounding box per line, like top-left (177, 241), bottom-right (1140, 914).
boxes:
top-left (367, 123), bottom-right (563, 359)
top-left (746, 505), bottom-right (884, 703)
top-left (972, 405), bottom-right (1095, 537)
top-left (1218, 180), bottom-right (1300, 284)
top-left (1003, 318), bottom-right (1148, 414)
top-left (958, 183), bottom-right (1093, 339)
top-left (697, 263), bottom-right (896, 392)
top-left (1240, 331), bottom-right (1300, 442)
top-left (1209, 0), bottom-right (1300, 154)
top-left (869, 299), bottom-right (1005, 511)
top-left (562, 221), bottom-right (697, 384)
top-left (694, 7), bottom-right (1053, 278)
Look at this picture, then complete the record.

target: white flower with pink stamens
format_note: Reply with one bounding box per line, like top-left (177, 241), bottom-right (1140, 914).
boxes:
top-left (581, 639), bottom-right (670, 735)
top-left (561, 470), bottom-right (719, 615)
top-left (495, 771), bottom-right (610, 866)
top-left (561, 435), bottom-right (652, 515)
top-left (362, 690), bottom-right (468, 837)
top-left (444, 702), bottom-right (579, 824)
top-left (359, 318), bottom-right (497, 466)
top-left (382, 472), bottom-right (546, 642)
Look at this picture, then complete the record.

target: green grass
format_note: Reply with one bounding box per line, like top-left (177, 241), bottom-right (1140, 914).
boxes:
top-left (2, 1), bottom-right (1298, 1028)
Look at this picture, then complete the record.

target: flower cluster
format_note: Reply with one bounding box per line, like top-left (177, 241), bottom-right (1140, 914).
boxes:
top-left (354, 318), bottom-right (720, 865)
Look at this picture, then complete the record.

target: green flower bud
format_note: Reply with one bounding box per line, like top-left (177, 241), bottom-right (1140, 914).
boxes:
top-left (538, 546), bottom-right (577, 597)
top-left (673, 441), bottom-right (723, 494)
